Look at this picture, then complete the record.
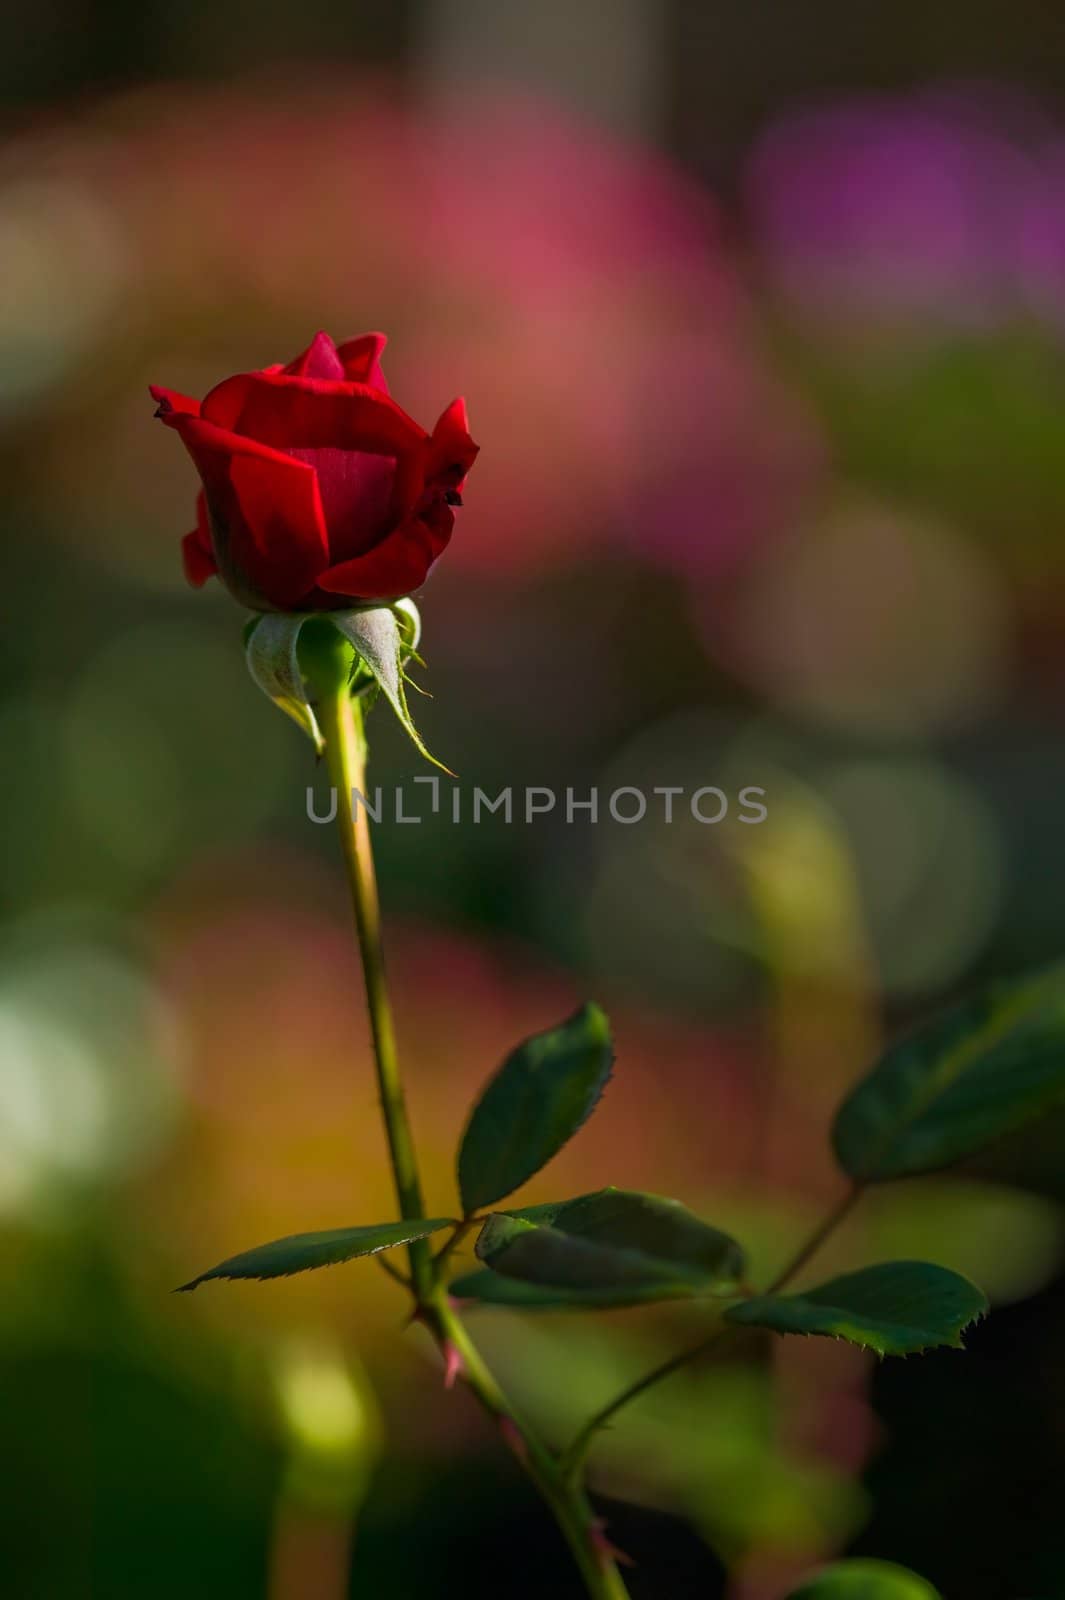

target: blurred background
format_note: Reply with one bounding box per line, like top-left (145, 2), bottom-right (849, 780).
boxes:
top-left (3, 3), bottom-right (1065, 1596)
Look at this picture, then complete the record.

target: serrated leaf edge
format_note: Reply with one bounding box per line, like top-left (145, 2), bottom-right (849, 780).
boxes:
top-left (724, 1261), bottom-right (989, 1357)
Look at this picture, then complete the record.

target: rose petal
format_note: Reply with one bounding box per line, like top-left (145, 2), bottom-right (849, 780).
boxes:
top-left (314, 514), bottom-right (447, 601)
top-left (283, 445), bottom-right (398, 562)
top-left (150, 384), bottom-right (201, 419)
top-left (165, 413), bottom-right (328, 609)
top-left (336, 332), bottom-right (389, 394)
top-left (425, 397), bottom-right (479, 490)
top-left (201, 371), bottom-right (426, 458)
top-left (283, 330), bottom-right (346, 381)
top-left (181, 491), bottom-right (217, 587)
top-left (414, 495), bottom-right (457, 556)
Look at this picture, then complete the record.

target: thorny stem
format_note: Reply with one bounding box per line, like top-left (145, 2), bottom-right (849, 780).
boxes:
top-left (428, 1293), bottom-right (633, 1599)
top-left (320, 684), bottom-right (631, 1600)
top-left (562, 1183), bottom-right (866, 1480)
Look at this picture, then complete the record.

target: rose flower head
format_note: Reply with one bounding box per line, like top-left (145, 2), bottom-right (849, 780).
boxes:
top-left (152, 331), bottom-right (478, 612)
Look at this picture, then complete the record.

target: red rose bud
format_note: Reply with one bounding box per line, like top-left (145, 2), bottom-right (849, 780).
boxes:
top-left (152, 331), bottom-right (478, 611)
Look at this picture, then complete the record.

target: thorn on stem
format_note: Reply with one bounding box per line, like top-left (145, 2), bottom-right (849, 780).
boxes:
top-left (498, 1416), bottom-right (528, 1465)
top-left (589, 1519), bottom-right (635, 1570)
top-left (442, 1339), bottom-right (465, 1389)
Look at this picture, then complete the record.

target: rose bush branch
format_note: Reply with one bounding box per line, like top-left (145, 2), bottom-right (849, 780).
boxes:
top-left (160, 330), bottom-right (1065, 1600)
top-left (557, 1183), bottom-right (864, 1484)
top-left (158, 331), bottom-right (633, 1597)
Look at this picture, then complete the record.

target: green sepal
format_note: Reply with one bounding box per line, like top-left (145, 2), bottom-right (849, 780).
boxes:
top-left (393, 596), bottom-right (422, 652)
top-left (245, 613), bottom-right (325, 754)
top-left (330, 603), bottom-right (448, 772)
top-left (243, 600), bottom-right (444, 768)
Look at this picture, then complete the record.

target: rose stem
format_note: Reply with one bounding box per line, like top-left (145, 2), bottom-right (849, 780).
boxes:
top-left (319, 681), bottom-right (632, 1600)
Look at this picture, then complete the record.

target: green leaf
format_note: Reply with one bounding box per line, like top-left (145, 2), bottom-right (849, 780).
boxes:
top-left (449, 1269), bottom-right (664, 1310)
top-left (725, 1261), bottom-right (987, 1355)
top-left (785, 1558), bottom-right (943, 1599)
top-left (833, 963), bottom-right (1065, 1181)
top-left (177, 1218), bottom-right (454, 1291)
top-left (472, 1188), bottom-right (746, 1308)
top-left (331, 605), bottom-right (447, 772)
top-left (245, 613), bottom-right (324, 753)
top-left (457, 1004), bottom-right (615, 1214)
top-left (506, 1189), bottom-right (746, 1279)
